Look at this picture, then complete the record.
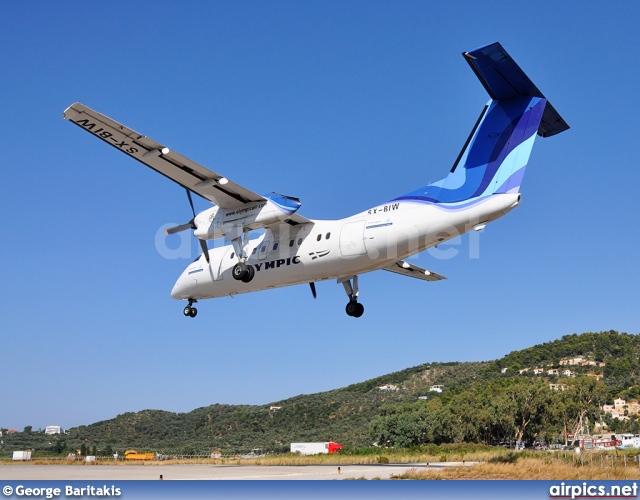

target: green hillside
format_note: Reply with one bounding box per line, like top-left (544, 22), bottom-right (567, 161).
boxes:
top-left (2, 330), bottom-right (639, 456)
top-left (60, 361), bottom-right (489, 454)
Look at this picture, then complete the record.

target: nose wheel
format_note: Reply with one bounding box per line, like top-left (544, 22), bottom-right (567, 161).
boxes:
top-left (183, 299), bottom-right (198, 318)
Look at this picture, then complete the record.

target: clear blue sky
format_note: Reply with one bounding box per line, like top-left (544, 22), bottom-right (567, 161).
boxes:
top-left (1, 2), bottom-right (638, 431)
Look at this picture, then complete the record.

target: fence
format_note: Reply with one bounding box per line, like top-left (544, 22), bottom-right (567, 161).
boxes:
top-left (553, 450), bottom-right (640, 470)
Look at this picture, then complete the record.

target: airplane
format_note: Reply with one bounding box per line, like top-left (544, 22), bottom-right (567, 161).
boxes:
top-left (63, 42), bottom-right (568, 318)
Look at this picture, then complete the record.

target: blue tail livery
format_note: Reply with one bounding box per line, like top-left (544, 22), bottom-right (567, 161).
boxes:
top-left (395, 42), bottom-right (569, 207)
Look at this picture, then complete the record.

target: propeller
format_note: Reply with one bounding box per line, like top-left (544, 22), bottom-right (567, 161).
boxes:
top-left (165, 189), bottom-right (210, 263)
top-left (309, 282), bottom-right (317, 299)
top-left (165, 221), bottom-right (194, 234)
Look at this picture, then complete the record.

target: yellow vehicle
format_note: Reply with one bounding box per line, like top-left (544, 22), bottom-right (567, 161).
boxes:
top-left (125, 450), bottom-right (155, 460)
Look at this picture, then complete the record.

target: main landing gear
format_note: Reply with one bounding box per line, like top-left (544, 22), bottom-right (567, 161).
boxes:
top-left (230, 231), bottom-right (255, 283)
top-left (183, 299), bottom-right (198, 318)
top-left (345, 300), bottom-right (364, 318)
top-left (340, 275), bottom-right (364, 318)
top-left (232, 262), bottom-right (255, 283)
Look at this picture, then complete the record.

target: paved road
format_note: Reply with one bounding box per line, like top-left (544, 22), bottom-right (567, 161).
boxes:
top-left (0, 462), bottom-right (476, 480)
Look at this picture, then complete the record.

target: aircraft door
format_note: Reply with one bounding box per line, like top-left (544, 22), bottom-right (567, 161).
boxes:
top-left (339, 221), bottom-right (366, 257)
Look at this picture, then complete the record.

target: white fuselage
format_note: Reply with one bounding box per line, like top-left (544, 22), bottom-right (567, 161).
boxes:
top-left (171, 193), bottom-right (520, 300)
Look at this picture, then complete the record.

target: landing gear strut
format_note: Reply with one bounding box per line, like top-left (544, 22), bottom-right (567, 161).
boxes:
top-left (340, 275), bottom-right (364, 318)
top-left (183, 299), bottom-right (198, 318)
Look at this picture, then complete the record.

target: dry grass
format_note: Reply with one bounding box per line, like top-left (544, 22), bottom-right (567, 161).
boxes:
top-left (394, 456), bottom-right (640, 480)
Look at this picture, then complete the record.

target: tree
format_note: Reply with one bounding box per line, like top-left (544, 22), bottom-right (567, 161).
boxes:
top-left (53, 440), bottom-right (66, 454)
top-left (503, 379), bottom-right (552, 443)
top-left (553, 377), bottom-right (606, 446)
top-left (23, 426), bottom-right (32, 435)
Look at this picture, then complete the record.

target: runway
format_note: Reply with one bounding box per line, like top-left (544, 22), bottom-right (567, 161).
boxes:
top-left (0, 461), bottom-right (476, 480)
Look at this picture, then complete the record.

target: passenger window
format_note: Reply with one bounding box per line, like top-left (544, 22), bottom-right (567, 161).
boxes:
top-left (261, 245), bottom-right (266, 252)
top-left (326, 232), bottom-right (331, 240)
top-left (273, 243), bottom-right (279, 251)
top-left (289, 240), bottom-right (294, 247)
top-left (298, 238), bottom-right (303, 245)
top-left (252, 248), bottom-right (257, 255)
top-left (230, 252), bottom-right (235, 259)
top-left (317, 234), bottom-right (322, 241)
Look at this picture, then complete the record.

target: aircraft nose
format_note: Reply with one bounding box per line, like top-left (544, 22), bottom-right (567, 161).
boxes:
top-left (171, 275), bottom-right (192, 300)
top-left (171, 280), bottom-right (183, 300)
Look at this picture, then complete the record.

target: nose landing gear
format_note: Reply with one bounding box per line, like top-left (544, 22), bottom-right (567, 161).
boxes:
top-left (183, 299), bottom-right (198, 318)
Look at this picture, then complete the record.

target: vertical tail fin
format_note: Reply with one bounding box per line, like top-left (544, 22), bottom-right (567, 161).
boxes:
top-left (443, 94), bottom-right (547, 198)
top-left (395, 42), bottom-right (568, 206)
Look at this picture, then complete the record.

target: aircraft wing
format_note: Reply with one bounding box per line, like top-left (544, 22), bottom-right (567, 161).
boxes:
top-left (63, 102), bottom-right (266, 210)
top-left (280, 213), bottom-right (315, 226)
top-left (383, 260), bottom-right (446, 282)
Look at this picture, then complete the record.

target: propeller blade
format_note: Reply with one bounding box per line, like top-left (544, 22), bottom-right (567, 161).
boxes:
top-left (199, 239), bottom-right (210, 263)
top-left (165, 220), bottom-right (195, 235)
top-left (309, 282), bottom-right (317, 299)
top-left (170, 188), bottom-right (208, 262)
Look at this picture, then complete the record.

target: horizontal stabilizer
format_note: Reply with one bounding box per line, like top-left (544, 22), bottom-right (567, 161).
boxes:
top-left (463, 42), bottom-right (569, 137)
top-left (383, 261), bottom-right (446, 282)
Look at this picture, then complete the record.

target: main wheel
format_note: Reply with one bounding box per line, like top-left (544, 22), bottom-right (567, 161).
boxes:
top-left (353, 303), bottom-right (364, 318)
top-left (183, 306), bottom-right (192, 316)
top-left (240, 264), bottom-right (255, 283)
top-left (232, 263), bottom-right (247, 281)
top-left (345, 301), bottom-right (358, 317)
top-left (189, 307), bottom-right (198, 318)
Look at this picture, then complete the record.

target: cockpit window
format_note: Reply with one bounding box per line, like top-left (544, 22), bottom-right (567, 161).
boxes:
top-left (191, 256), bottom-right (200, 263)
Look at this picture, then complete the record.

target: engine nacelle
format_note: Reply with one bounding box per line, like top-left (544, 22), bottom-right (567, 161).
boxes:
top-left (193, 194), bottom-right (301, 240)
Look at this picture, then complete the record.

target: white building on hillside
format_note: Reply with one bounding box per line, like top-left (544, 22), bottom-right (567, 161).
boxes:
top-left (378, 384), bottom-right (399, 391)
